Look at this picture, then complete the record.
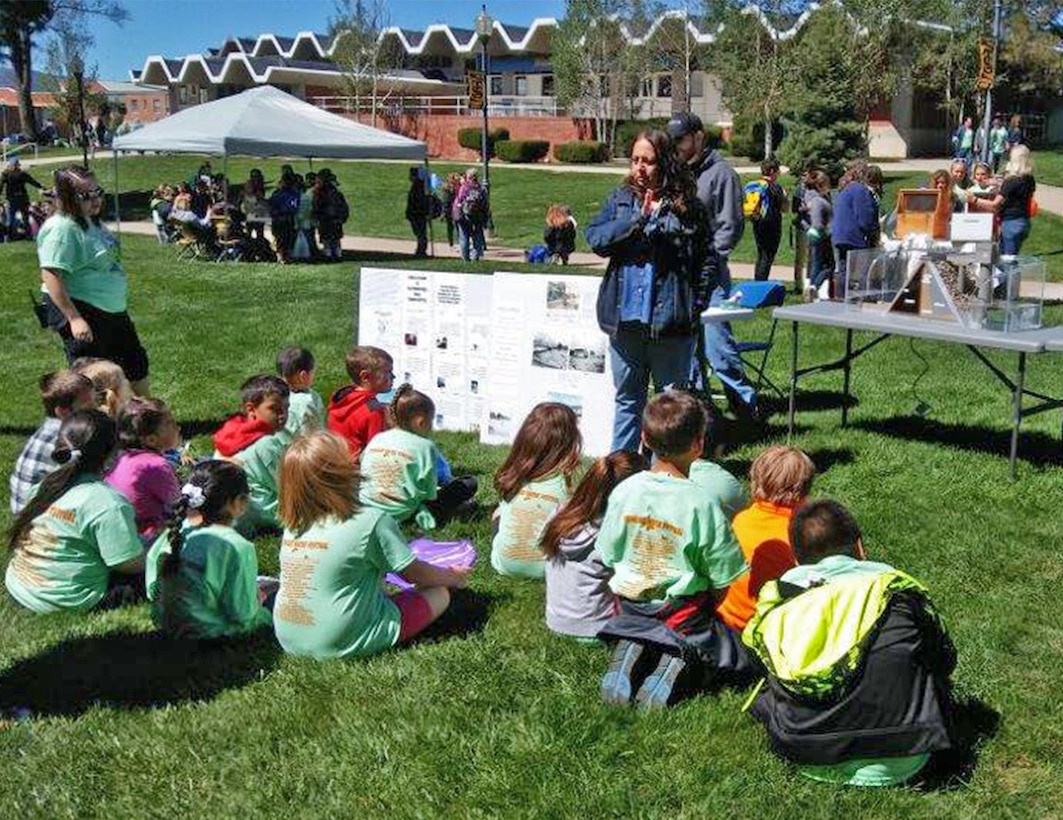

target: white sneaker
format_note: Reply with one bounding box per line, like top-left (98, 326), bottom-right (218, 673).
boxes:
top-left (817, 280), bottom-right (832, 300)
top-left (804, 284), bottom-right (817, 302)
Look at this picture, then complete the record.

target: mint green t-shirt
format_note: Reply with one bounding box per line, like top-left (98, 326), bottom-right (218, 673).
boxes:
top-left (990, 126), bottom-right (1009, 155)
top-left (5, 476), bottom-right (143, 612)
top-left (285, 389), bottom-right (324, 437)
top-left (597, 471), bottom-right (746, 603)
top-left (783, 554), bottom-right (931, 787)
top-left (273, 509), bottom-right (416, 660)
top-left (359, 428), bottom-right (439, 527)
top-left (491, 473), bottom-right (569, 580)
top-left (146, 523), bottom-right (272, 639)
top-left (232, 430), bottom-right (291, 534)
top-left (688, 459), bottom-right (749, 521)
top-left (37, 214), bottom-right (128, 313)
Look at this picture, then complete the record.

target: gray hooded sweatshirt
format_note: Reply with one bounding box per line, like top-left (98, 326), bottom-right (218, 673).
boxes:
top-left (544, 521), bottom-right (617, 638)
top-left (691, 148), bottom-right (745, 257)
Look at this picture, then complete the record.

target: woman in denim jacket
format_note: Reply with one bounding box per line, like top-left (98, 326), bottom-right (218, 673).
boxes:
top-left (585, 130), bottom-right (710, 453)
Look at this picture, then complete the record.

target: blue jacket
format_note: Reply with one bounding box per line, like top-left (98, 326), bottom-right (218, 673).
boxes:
top-left (586, 185), bottom-right (709, 338)
top-left (269, 187), bottom-right (300, 219)
top-left (831, 183), bottom-right (879, 250)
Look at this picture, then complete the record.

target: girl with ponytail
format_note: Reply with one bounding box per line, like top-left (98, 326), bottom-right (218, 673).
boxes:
top-left (541, 450), bottom-right (649, 638)
top-left (358, 384), bottom-right (477, 529)
top-left (5, 409), bottom-right (145, 613)
top-left (145, 460), bottom-right (273, 639)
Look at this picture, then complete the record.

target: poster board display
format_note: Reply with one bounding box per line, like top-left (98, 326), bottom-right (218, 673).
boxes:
top-left (358, 267), bottom-right (493, 431)
top-left (479, 271), bottom-right (615, 457)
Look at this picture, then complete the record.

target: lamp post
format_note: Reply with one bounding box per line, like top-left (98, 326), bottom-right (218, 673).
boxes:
top-left (475, 5), bottom-right (493, 233)
top-left (70, 55), bottom-right (87, 167)
top-left (980, 0), bottom-right (1004, 165)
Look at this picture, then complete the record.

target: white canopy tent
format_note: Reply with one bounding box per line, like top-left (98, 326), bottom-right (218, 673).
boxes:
top-left (110, 86), bottom-right (429, 246)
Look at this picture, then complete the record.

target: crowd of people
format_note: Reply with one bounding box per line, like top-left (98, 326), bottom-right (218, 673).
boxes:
top-left (151, 162), bottom-right (349, 264)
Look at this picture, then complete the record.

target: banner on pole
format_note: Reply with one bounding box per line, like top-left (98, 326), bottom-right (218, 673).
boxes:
top-left (976, 38), bottom-right (994, 92)
top-left (467, 71), bottom-right (486, 111)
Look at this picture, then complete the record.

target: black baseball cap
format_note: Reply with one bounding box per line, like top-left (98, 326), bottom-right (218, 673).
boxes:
top-left (666, 112), bottom-right (703, 140)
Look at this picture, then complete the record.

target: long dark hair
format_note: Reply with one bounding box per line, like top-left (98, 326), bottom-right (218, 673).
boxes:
top-left (494, 403), bottom-right (582, 502)
top-left (8, 410), bottom-right (117, 550)
top-left (539, 450), bottom-right (648, 559)
top-left (117, 397), bottom-right (172, 450)
top-left (52, 166), bottom-right (96, 229)
top-left (625, 129), bottom-right (696, 214)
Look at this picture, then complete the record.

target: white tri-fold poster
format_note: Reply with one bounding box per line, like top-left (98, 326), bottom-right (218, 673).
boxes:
top-left (357, 267), bottom-right (614, 455)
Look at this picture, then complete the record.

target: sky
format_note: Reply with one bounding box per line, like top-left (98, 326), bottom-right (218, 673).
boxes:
top-left (83, 0), bottom-right (570, 81)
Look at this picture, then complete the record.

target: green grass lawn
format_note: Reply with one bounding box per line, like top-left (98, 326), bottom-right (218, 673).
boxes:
top-left (3, 234), bottom-right (1063, 816)
top-left (1032, 149), bottom-right (1063, 187)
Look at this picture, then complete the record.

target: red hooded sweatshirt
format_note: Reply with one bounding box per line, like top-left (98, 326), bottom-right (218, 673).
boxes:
top-left (213, 415), bottom-right (276, 458)
top-left (327, 385), bottom-right (387, 456)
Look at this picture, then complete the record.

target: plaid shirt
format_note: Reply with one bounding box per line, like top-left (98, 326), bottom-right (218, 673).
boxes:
top-left (9, 417), bottom-right (60, 514)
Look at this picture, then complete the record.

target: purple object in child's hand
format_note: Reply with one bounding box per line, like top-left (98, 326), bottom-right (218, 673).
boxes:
top-left (386, 538), bottom-right (477, 590)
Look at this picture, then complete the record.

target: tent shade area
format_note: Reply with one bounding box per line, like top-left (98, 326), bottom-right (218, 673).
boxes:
top-left (112, 85), bottom-right (426, 160)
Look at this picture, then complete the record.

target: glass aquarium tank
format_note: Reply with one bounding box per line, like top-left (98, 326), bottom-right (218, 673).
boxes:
top-left (984, 255), bottom-right (1046, 332)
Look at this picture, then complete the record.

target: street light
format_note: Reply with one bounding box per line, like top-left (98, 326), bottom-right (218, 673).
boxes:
top-left (475, 5), bottom-right (493, 232)
top-left (70, 55), bottom-right (87, 167)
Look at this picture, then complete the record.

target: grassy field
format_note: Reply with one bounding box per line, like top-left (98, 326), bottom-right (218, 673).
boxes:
top-left (25, 153), bottom-right (1057, 281)
top-left (1032, 150), bottom-right (1063, 187)
top-left (3, 234), bottom-right (1063, 817)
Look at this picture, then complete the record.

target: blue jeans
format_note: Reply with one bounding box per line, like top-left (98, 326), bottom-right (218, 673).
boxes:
top-left (809, 236), bottom-right (834, 288)
top-left (703, 261), bottom-right (758, 412)
top-left (1000, 217), bottom-right (1030, 256)
top-left (609, 326), bottom-right (695, 453)
top-left (458, 222), bottom-right (485, 261)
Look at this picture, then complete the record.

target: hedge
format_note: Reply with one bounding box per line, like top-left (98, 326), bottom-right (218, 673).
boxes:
top-left (457, 127), bottom-right (510, 157)
top-left (553, 141), bottom-right (610, 164)
top-left (494, 140), bottom-right (550, 163)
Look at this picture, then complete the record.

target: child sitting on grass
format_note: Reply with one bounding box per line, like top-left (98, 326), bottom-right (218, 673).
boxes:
top-left (9, 369), bottom-right (94, 514)
top-left (716, 446), bottom-right (813, 633)
top-left (74, 356), bottom-right (133, 418)
top-left (277, 345), bottom-right (324, 436)
top-left (146, 460), bottom-right (273, 639)
top-left (328, 345), bottom-right (394, 457)
top-left (5, 410), bottom-right (145, 612)
top-left (491, 403), bottom-right (582, 580)
top-left (742, 500), bottom-right (957, 787)
top-left (541, 450), bottom-right (648, 639)
top-left (543, 204), bottom-right (577, 265)
top-left (359, 385), bottom-right (478, 529)
top-left (596, 390), bottom-right (746, 708)
top-left (212, 374), bottom-right (291, 535)
top-left (273, 431), bottom-right (470, 660)
top-left (105, 397), bottom-right (182, 541)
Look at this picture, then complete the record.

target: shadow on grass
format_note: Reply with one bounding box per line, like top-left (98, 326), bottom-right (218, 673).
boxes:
top-left (415, 587), bottom-right (507, 644)
top-left (917, 696), bottom-right (1001, 791)
top-left (0, 425), bottom-right (38, 437)
top-left (0, 628), bottom-right (280, 719)
top-left (178, 418), bottom-right (227, 439)
top-left (852, 416), bottom-right (1063, 468)
top-left (761, 389), bottom-right (860, 416)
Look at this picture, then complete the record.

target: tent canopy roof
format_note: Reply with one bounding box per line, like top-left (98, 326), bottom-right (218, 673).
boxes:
top-left (112, 86), bottom-right (425, 160)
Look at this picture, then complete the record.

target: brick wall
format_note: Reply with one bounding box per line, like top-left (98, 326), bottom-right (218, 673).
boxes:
top-left (123, 93), bottom-right (169, 124)
top-left (341, 112), bottom-right (594, 161)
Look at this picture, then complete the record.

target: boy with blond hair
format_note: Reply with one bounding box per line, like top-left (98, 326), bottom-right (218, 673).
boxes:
top-left (327, 345), bottom-right (394, 457)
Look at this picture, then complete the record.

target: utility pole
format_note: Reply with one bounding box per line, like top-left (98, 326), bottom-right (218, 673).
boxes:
top-left (981, 0), bottom-right (1004, 164)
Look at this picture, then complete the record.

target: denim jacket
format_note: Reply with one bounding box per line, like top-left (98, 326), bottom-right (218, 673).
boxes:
top-left (585, 185), bottom-right (710, 338)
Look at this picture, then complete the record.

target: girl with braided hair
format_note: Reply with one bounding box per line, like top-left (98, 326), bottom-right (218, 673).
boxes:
top-left (145, 460), bottom-right (273, 638)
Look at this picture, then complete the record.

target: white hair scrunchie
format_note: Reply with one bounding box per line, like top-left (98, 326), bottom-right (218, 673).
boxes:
top-left (67, 449), bottom-right (82, 463)
top-left (181, 483), bottom-right (206, 509)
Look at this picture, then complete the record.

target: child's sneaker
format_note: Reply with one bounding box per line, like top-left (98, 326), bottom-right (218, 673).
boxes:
top-left (634, 653), bottom-right (687, 709)
top-left (600, 640), bottom-right (644, 706)
top-left (803, 284), bottom-right (817, 303)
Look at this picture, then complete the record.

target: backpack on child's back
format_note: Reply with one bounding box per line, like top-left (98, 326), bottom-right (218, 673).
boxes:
top-left (743, 178), bottom-right (772, 221)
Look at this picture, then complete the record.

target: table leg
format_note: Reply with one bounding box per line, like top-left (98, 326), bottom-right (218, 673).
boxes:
top-left (788, 322), bottom-right (799, 442)
top-left (841, 328), bottom-right (853, 428)
top-left (1010, 352), bottom-right (1026, 481)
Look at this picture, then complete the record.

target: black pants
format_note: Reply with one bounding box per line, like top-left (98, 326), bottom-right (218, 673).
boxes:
top-left (44, 295), bottom-right (150, 382)
top-left (425, 475), bottom-right (478, 526)
top-left (753, 219), bottom-right (782, 281)
top-left (409, 217), bottom-right (428, 257)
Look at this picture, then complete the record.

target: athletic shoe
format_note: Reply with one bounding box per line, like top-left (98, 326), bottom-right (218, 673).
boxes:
top-left (634, 653), bottom-right (687, 709)
top-left (600, 640), bottom-right (644, 706)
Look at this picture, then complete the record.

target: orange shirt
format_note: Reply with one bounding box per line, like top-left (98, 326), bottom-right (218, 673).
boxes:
top-left (716, 500), bottom-right (799, 632)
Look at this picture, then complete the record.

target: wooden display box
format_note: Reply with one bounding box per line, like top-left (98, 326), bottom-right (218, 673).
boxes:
top-left (896, 188), bottom-right (951, 240)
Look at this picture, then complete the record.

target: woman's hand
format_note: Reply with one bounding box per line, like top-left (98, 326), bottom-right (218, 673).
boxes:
top-left (641, 189), bottom-right (659, 217)
top-left (69, 316), bottom-right (93, 343)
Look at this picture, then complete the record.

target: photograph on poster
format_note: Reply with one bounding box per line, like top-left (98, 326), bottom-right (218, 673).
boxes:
top-left (436, 336), bottom-right (448, 350)
top-left (568, 332), bottom-right (607, 374)
top-left (547, 281), bottom-right (581, 312)
top-left (488, 410), bottom-right (513, 437)
top-left (404, 333), bottom-right (418, 346)
top-left (471, 380), bottom-right (479, 394)
top-left (437, 376), bottom-right (446, 389)
top-left (548, 391), bottom-right (583, 420)
top-left (532, 333), bottom-right (569, 369)
top-left (436, 413), bottom-right (445, 426)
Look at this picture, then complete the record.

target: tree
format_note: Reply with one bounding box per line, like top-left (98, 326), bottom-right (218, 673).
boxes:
top-left (0, 0), bottom-right (127, 141)
top-left (998, 11), bottom-right (1063, 108)
top-left (329, 0), bottom-right (403, 129)
top-left (42, 14), bottom-right (105, 142)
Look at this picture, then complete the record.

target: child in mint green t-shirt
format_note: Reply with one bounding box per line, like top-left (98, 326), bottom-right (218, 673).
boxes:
top-left (360, 385), bottom-right (477, 529)
top-left (6, 409), bottom-right (145, 613)
top-left (490, 402), bottom-right (583, 580)
top-left (597, 391), bottom-right (746, 709)
top-left (147, 460), bottom-right (273, 639)
top-left (277, 345), bottom-right (324, 437)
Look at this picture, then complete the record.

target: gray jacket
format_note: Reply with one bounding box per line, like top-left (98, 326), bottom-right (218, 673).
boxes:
top-left (691, 148), bottom-right (745, 256)
top-left (544, 522), bottom-right (617, 638)
top-left (806, 190), bottom-right (832, 234)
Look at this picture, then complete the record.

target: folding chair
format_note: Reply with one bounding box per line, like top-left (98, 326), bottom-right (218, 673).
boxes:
top-left (733, 280), bottom-right (787, 398)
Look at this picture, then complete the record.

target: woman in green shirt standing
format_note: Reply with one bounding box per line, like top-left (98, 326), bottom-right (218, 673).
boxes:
top-left (37, 166), bottom-right (150, 395)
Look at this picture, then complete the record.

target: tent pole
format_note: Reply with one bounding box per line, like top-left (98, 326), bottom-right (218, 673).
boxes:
top-left (424, 158), bottom-right (434, 258)
top-left (308, 157), bottom-right (314, 171)
top-left (112, 151), bottom-right (121, 237)
top-left (222, 155), bottom-right (228, 206)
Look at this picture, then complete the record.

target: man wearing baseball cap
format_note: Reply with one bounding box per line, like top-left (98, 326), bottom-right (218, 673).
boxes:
top-left (667, 112), bottom-right (760, 422)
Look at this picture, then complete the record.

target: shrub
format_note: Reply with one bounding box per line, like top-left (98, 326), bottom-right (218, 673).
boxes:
top-left (729, 116), bottom-right (785, 162)
top-left (494, 140), bottom-right (550, 163)
top-left (777, 118), bottom-right (866, 182)
top-left (553, 141), bottom-right (609, 164)
top-left (457, 127), bottom-right (510, 157)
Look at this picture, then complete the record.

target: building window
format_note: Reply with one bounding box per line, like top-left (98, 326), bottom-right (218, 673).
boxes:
top-left (153, 99), bottom-right (161, 111)
top-left (656, 75), bottom-right (672, 98)
top-left (541, 75), bottom-right (554, 96)
top-left (130, 99), bottom-right (139, 111)
top-left (178, 85), bottom-right (188, 104)
top-left (641, 77), bottom-right (653, 97)
top-left (198, 87), bottom-right (209, 103)
top-left (490, 75), bottom-right (503, 96)
top-left (515, 75), bottom-right (527, 96)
